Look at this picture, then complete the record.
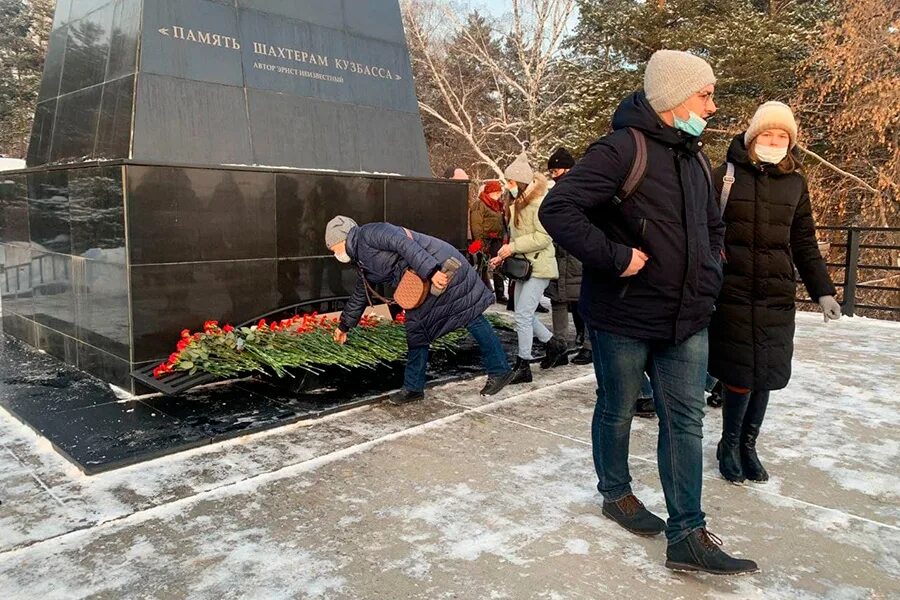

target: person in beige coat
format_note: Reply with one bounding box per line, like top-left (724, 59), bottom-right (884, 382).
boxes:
top-left (491, 151), bottom-right (568, 384)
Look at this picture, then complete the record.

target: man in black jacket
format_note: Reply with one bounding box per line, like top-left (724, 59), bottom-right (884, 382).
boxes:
top-left (540, 50), bottom-right (757, 575)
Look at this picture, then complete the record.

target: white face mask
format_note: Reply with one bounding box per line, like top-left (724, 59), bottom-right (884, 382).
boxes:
top-left (755, 144), bottom-right (788, 165)
top-left (334, 251), bottom-right (351, 264)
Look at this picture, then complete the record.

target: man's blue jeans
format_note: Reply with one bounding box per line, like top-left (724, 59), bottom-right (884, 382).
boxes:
top-left (588, 327), bottom-right (708, 543)
top-left (404, 315), bottom-right (510, 392)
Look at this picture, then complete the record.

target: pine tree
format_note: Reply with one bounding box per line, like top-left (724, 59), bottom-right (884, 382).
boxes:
top-left (0, 0), bottom-right (54, 157)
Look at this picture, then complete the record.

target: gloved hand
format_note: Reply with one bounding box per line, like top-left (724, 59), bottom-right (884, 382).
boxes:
top-left (818, 295), bottom-right (842, 322)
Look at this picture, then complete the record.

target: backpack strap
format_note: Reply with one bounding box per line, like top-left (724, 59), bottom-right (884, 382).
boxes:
top-left (719, 162), bottom-right (735, 216)
top-left (613, 127), bottom-right (648, 205)
top-left (696, 152), bottom-right (713, 189)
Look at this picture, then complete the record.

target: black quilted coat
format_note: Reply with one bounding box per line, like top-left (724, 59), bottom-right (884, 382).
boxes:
top-left (340, 223), bottom-right (494, 348)
top-left (708, 135), bottom-right (835, 390)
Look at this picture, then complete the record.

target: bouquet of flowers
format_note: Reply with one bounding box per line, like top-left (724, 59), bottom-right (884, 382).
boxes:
top-left (153, 311), bottom-right (510, 381)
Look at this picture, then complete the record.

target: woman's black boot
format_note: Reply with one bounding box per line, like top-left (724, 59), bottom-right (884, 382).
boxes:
top-left (718, 387), bottom-right (751, 484)
top-left (509, 357), bottom-right (532, 385)
top-left (741, 390), bottom-right (771, 482)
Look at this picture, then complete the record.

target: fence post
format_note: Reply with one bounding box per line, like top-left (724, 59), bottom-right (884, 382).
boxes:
top-left (842, 227), bottom-right (861, 316)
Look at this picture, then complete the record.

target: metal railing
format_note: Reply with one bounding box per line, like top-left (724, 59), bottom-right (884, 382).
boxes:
top-left (812, 227), bottom-right (900, 318)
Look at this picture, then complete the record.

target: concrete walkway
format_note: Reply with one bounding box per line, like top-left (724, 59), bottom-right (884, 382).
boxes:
top-left (0, 312), bottom-right (898, 599)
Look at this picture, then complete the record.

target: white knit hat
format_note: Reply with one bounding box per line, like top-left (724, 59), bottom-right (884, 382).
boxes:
top-left (504, 151), bottom-right (534, 185)
top-left (744, 101), bottom-right (798, 148)
top-left (644, 50), bottom-right (717, 113)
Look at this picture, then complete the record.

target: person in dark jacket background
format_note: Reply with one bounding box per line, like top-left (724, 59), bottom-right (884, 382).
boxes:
top-left (710, 102), bottom-right (840, 485)
top-left (326, 216), bottom-right (514, 403)
top-left (546, 147), bottom-right (592, 365)
top-left (540, 50), bottom-right (757, 575)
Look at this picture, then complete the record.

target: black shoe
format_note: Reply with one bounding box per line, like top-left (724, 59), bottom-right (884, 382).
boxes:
top-left (389, 389), bottom-right (425, 405)
top-left (496, 295), bottom-right (508, 304)
top-left (635, 397), bottom-right (655, 419)
top-left (666, 529), bottom-right (759, 575)
top-left (539, 336), bottom-right (569, 369)
top-left (706, 389), bottom-right (723, 408)
top-left (481, 371), bottom-right (514, 396)
top-left (572, 348), bottom-right (592, 365)
top-left (509, 357), bottom-right (532, 385)
top-left (601, 494), bottom-right (666, 537)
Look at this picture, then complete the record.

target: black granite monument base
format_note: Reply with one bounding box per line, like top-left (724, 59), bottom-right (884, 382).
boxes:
top-left (1, 162), bottom-right (468, 393)
top-left (0, 327), bottom-right (518, 475)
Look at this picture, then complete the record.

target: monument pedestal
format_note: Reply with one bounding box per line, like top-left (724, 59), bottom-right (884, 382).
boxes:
top-left (1, 0), bottom-right (468, 393)
top-left (1, 162), bottom-right (466, 392)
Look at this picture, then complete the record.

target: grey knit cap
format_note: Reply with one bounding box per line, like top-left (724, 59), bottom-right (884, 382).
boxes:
top-left (643, 50), bottom-right (717, 113)
top-left (325, 215), bottom-right (358, 249)
top-left (504, 151), bottom-right (534, 185)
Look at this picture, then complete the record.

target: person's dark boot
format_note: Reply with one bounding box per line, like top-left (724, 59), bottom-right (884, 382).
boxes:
top-left (718, 388), bottom-right (751, 484)
top-left (481, 371), bottom-right (515, 396)
top-left (509, 357), bottom-right (532, 385)
top-left (741, 390), bottom-right (770, 482)
top-left (635, 396), bottom-right (655, 419)
top-left (572, 347), bottom-right (593, 365)
top-left (665, 529), bottom-right (759, 575)
top-left (601, 494), bottom-right (666, 537)
top-left (540, 336), bottom-right (569, 369)
top-left (389, 389), bottom-right (425, 405)
top-left (496, 294), bottom-right (508, 304)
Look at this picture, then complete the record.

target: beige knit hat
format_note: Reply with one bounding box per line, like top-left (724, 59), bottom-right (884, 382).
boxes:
top-left (644, 50), bottom-right (717, 113)
top-left (744, 101), bottom-right (798, 148)
top-left (504, 151), bottom-right (534, 185)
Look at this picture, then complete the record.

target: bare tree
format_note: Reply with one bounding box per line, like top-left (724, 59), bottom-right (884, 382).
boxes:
top-left (403, 0), bottom-right (575, 178)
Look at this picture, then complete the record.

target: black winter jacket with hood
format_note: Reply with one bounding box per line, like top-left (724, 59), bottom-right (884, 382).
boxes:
top-left (540, 92), bottom-right (725, 343)
top-left (708, 135), bottom-right (835, 390)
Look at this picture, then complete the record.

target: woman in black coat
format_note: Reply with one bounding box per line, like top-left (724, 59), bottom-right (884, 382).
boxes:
top-left (325, 216), bottom-right (514, 404)
top-left (710, 102), bottom-right (841, 484)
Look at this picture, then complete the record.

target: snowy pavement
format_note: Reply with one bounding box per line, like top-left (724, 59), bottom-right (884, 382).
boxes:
top-left (0, 312), bottom-right (898, 599)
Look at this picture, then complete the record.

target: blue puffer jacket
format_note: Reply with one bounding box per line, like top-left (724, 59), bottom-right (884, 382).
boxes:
top-left (339, 223), bottom-right (494, 348)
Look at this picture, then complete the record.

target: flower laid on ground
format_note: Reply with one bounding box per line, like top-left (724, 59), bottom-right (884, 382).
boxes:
top-left (154, 311), bottom-right (510, 381)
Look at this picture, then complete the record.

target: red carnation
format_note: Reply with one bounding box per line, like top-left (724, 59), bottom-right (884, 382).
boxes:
top-left (223, 324), bottom-right (234, 333)
top-left (176, 339), bottom-right (189, 351)
top-left (181, 329), bottom-right (191, 339)
top-left (257, 319), bottom-right (267, 329)
top-left (468, 239), bottom-right (484, 254)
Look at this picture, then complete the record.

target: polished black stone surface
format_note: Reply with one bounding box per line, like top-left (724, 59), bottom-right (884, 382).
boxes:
top-left (127, 166), bottom-right (276, 264)
top-left (141, 0), bottom-right (244, 87)
top-left (275, 173), bottom-right (385, 258)
top-left (0, 325), bottom-right (518, 474)
top-left (386, 179), bottom-right (470, 249)
top-left (131, 74), bottom-right (254, 165)
top-left (59, 2), bottom-right (115, 95)
top-left (69, 166), bottom-right (125, 258)
top-left (94, 75), bottom-right (135, 159)
top-left (50, 84), bottom-right (104, 163)
top-left (130, 258), bottom-right (278, 363)
top-left (28, 0), bottom-right (430, 175)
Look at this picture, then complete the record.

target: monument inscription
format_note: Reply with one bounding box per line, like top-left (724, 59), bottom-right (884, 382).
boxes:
top-left (28, 0), bottom-right (429, 174)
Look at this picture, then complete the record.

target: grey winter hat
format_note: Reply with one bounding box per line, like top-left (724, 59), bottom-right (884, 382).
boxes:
top-left (325, 215), bottom-right (358, 249)
top-left (643, 50), bottom-right (717, 113)
top-left (504, 151), bottom-right (534, 185)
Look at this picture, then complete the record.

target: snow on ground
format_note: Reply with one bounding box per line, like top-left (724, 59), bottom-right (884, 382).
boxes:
top-left (0, 312), bottom-right (897, 599)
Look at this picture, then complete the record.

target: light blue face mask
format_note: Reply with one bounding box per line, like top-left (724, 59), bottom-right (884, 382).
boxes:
top-left (673, 106), bottom-right (708, 137)
top-left (508, 186), bottom-right (519, 198)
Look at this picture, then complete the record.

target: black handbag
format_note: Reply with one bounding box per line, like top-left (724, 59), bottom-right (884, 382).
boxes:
top-left (500, 254), bottom-right (533, 281)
